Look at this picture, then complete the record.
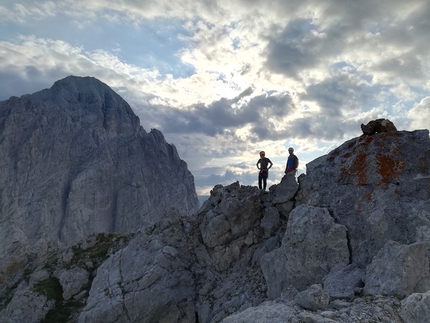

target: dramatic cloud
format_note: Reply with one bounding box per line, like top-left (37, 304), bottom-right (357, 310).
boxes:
top-left (1, 0), bottom-right (429, 196)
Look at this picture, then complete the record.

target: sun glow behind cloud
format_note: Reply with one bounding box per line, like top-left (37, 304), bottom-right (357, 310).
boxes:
top-left (1, 0), bottom-right (430, 196)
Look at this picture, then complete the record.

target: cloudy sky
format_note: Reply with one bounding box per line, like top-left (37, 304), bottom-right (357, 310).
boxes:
top-left (1, 0), bottom-right (430, 198)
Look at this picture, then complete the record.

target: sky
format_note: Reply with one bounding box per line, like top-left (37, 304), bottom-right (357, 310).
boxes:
top-left (1, 0), bottom-right (430, 199)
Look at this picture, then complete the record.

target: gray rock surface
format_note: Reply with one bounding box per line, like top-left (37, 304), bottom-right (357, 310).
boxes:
top-left (0, 281), bottom-right (55, 323)
top-left (220, 296), bottom-right (403, 323)
top-left (401, 290), bottom-right (430, 323)
top-left (1, 79), bottom-right (430, 323)
top-left (0, 76), bottom-right (199, 282)
top-left (57, 267), bottom-right (90, 301)
top-left (296, 130), bottom-right (430, 268)
top-left (323, 265), bottom-right (365, 299)
top-left (294, 284), bottom-right (330, 311)
top-left (79, 208), bottom-right (196, 323)
top-left (364, 240), bottom-right (430, 297)
top-left (197, 182), bottom-right (264, 271)
top-left (260, 205), bottom-right (349, 298)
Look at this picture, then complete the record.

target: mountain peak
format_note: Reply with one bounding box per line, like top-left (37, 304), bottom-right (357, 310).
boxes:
top-left (0, 77), bottom-right (199, 283)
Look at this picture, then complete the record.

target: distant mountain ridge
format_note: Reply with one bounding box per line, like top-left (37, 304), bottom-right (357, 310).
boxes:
top-left (0, 76), bottom-right (199, 281)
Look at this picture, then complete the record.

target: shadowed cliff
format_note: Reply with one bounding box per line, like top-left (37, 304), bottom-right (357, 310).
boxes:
top-left (0, 76), bottom-right (199, 282)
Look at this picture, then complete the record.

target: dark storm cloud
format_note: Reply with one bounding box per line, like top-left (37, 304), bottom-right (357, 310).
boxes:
top-left (301, 74), bottom-right (371, 117)
top-left (247, 92), bottom-right (294, 117)
top-left (374, 54), bottom-right (426, 81)
top-left (152, 90), bottom-right (296, 138)
top-left (264, 19), bottom-right (323, 78)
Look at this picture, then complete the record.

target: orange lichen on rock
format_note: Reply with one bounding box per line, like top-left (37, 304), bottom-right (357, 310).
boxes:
top-left (340, 151), bottom-right (368, 185)
top-left (376, 154), bottom-right (405, 184)
top-left (420, 156), bottom-right (428, 174)
top-left (353, 152), bottom-right (367, 186)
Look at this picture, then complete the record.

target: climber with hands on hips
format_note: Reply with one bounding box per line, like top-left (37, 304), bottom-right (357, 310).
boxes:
top-left (256, 151), bottom-right (273, 192)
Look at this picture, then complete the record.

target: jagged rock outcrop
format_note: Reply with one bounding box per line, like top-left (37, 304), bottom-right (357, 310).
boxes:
top-left (295, 130), bottom-right (430, 296)
top-left (2, 79), bottom-right (430, 323)
top-left (0, 76), bottom-right (199, 283)
top-left (260, 205), bottom-right (350, 298)
top-left (79, 208), bottom-right (196, 323)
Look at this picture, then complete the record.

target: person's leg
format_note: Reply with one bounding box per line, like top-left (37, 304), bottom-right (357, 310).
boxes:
top-left (258, 174), bottom-right (262, 189)
top-left (263, 177), bottom-right (267, 191)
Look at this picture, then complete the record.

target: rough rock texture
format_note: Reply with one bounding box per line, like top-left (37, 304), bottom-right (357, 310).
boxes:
top-left (364, 241), bottom-right (430, 297)
top-left (79, 208), bottom-right (196, 323)
top-left (323, 265), bottom-right (365, 299)
top-left (0, 76), bottom-right (199, 282)
top-left (220, 296), bottom-right (404, 323)
top-left (2, 81), bottom-right (430, 323)
top-left (296, 130), bottom-right (430, 269)
top-left (361, 118), bottom-right (398, 135)
top-left (294, 284), bottom-right (330, 311)
top-left (260, 205), bottom-right (349, 298)
top-left (401, 290), bottom-right (430, 323)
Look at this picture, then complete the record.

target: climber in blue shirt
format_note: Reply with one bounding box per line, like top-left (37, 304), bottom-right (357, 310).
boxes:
top-left (285, 147), bottom-right (299, 175)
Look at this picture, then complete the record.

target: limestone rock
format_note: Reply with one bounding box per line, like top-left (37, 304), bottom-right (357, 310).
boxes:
top-left (220, 296), bottom-right (403, 323)
top-left (260, 207), bottom-right (280, 238)
top-left (219, 301), bottom-right (298, 323)
top-left (364, 241), bottom-right (430, 297)
top-left (197, 182), bottom-right (265, 271)
top-left (296, 130), bottom-right (430, 268)
top-left (79, 208), bottom-right (196, 323)
top-left (0, 76), bottom-right (199, 282)
top-left (294, 284), bottom-right (330, 311)
top-left (323, 265), bottom-right (365, 299)
top-left (361, 118), bottom-right (398, 135)
top-left (0, 281), bottom-right (56, 323)
top-left (260, 205), bottom-right (349, 298)
top-left (269, 174), bottom-right (299, 204)
top-left (57, 267), bottom-right (90, 300)
top-left (401, 290), bottom-right (430, 323)
top-left (2, 77), bottom-right (430, 323)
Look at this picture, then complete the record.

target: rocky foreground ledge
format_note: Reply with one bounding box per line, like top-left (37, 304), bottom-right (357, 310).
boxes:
top-left (2, 129), bottom-right (430, 323)
top-left (0, 82), bottom-right (430, 323)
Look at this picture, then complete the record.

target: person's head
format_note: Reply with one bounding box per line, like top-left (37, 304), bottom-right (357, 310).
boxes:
top-left (259, 151), bottom-right (265, 157)
top-left (288, 147), bottom-right (294, 154)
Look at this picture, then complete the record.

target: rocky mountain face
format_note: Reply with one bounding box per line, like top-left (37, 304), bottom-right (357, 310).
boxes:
top-left (0, 76), bottom-right (200, 284)
top-left (1, 79), bottom-right (430, 323)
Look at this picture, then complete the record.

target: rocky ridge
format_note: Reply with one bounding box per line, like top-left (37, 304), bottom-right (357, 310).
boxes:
top-left (1, 78), bottom-right (430, 323)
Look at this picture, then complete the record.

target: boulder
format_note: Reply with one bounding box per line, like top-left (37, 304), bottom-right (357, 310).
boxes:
top-left (294, 284), bottom-right (330, 311)
top-left (361, 118), bottom-right (397, 135)
top-left (260, 205), bottom-right (349, 298)
top-left (57, 267), bottom-right (90, 300)
top-left (323, 265), bottom-right (365, 299)
top-left (296, 130), bottom-right (430, 268)
top-left (401, 290), bottom-right (430, 323)
top-left (197, 182), bottom-right (266, 271)
top-left (79, 209), bottom-right (196, 323)
top-left (364, 241), bottom-right (430, 297)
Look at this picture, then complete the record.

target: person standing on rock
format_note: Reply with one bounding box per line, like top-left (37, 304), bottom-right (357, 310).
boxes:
top-left (256, 151), bottom-right (273, 191)
top-left (285, 147), bottom-right (299, 175)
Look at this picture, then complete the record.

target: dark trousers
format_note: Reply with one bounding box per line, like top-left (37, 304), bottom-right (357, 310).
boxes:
top-left (258, 170), bottom-right (268, 190)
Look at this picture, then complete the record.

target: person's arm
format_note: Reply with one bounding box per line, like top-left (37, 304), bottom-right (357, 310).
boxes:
top-left (294, 156), bottom-right (299, 169)
top-left (256, 159), bottom-right (261, 169)
top-left (268, 159), bottom-right (273, 169)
